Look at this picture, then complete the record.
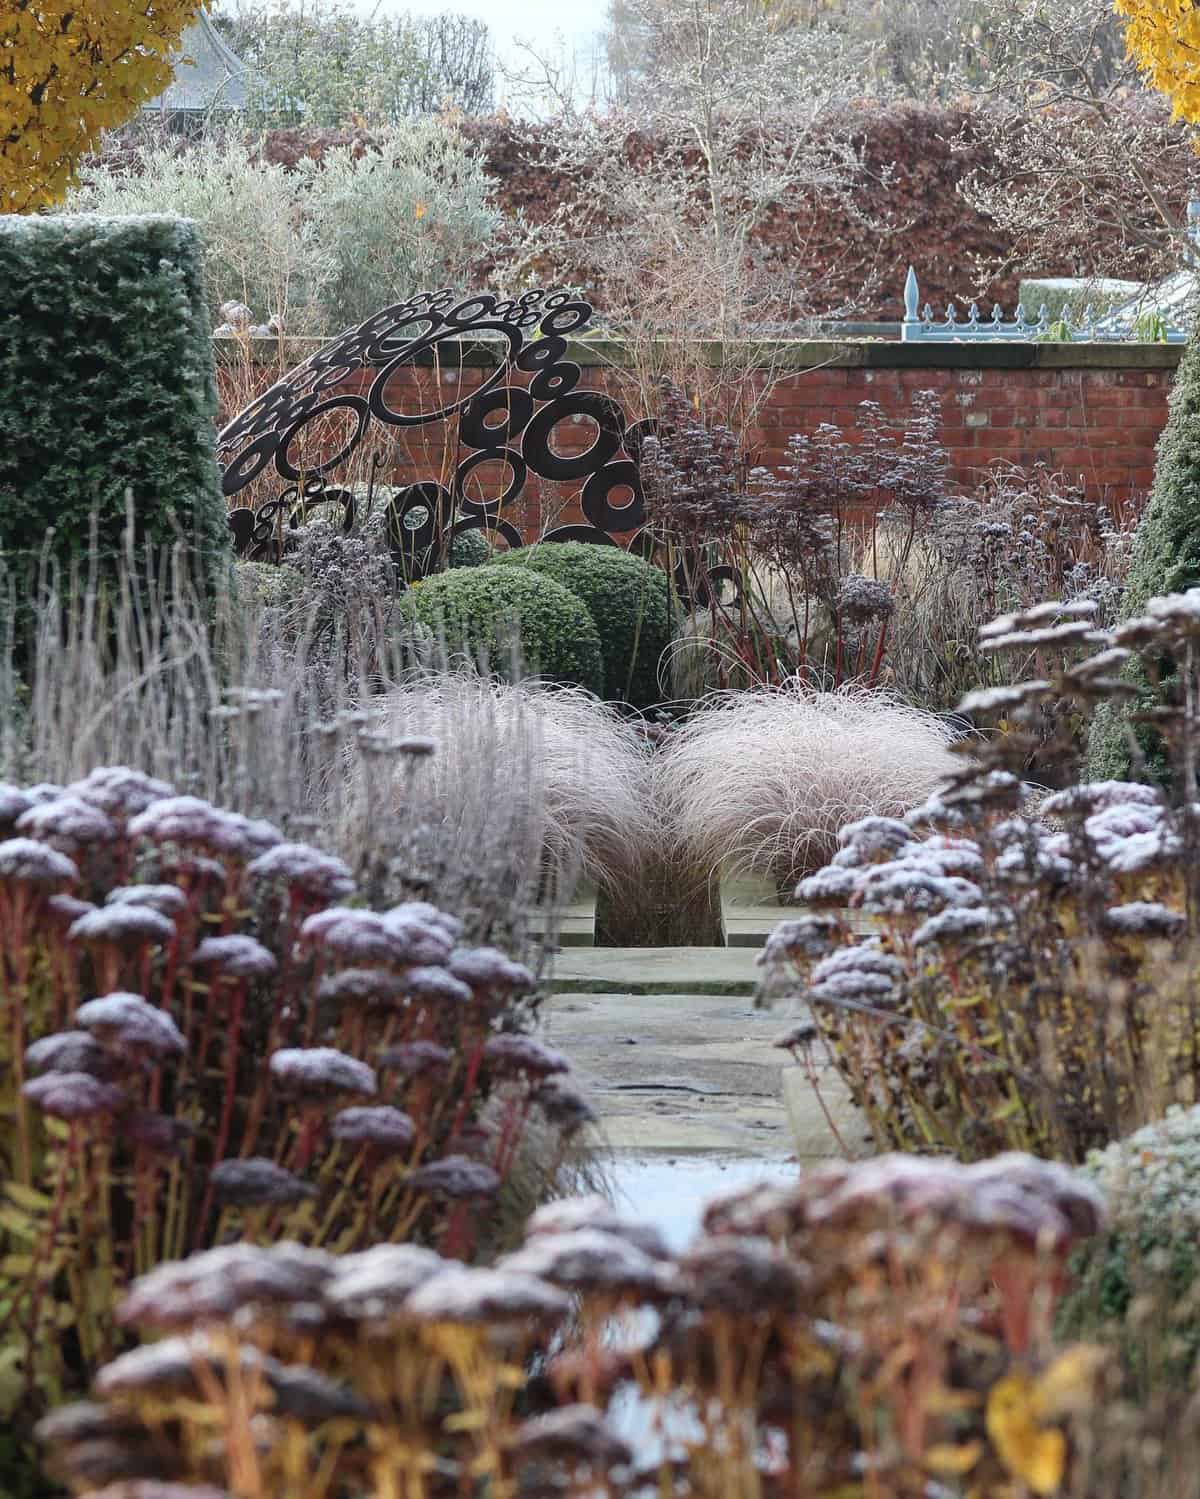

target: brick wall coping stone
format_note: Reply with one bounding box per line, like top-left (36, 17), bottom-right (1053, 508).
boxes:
top-left (214, 334), bottom-right (1184, 374)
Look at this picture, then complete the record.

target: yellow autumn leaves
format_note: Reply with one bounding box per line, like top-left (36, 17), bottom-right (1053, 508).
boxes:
top-left (0, 1), bottom-right (206, 213)
top-left (1117, 0), bottom-right (1200, 123)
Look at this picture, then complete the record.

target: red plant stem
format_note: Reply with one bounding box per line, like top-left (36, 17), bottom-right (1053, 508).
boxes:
top-left (867, 617), bottom-right (891, 690)
top-left (447, 1034), bottom-right (486, 1143)
top-left (193, 979), bottom-right (247, 1251)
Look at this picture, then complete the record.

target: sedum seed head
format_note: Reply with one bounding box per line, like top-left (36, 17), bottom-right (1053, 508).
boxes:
top-left (0, 836), bottom-right (78, 888)
top-left (77, 993), bottom-right (186, 1059)
top-left (209, 1158), bottom-right (316, 1207)
top-left (405, 1266), bottom-right (570, 1326)
top-left (23, 1070), bottom-right (126, 1120)
top-left (330, 1105), bottom-right (415, 1152)
top-left (270, 1046), bottom-right (377, 1097)
top-left (191, 934), bottom-right (278, 979)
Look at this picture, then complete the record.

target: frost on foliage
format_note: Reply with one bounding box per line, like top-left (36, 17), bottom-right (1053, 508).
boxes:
top-left (23, 1070), bottom-right (126, 1120)
top-left (526, 1195), bottom-right (670, 1261)
top-left (317, 968), bottom-right (410, 1008)
top-left (406, 1156), bottom-right (501, 1199)
top-left (119, 1244), bottom-right (336, 1329)
top-left (1101, 902), bottom-right (1186, 939)
top-left (106, 884), bottom-right (188, 915)
top-left (69, 903), bottom-right (175, 948)
top-left (77, 993), bottom-right (186, 1058)
top-left (269, 1047), bottom-right (377, 1097)
top-left (1041, 781), bottom-right (1163, 819)
top-left (913, 906), bottom-right (998, 947)
top-left (246, 842), bottom-right (355, 902)
top-left (378, 1040), bottom-right (453, 1077)
top-left (449, 946), bottom-right (535, 995)
top-left (323, 1243), bottom-right (445, 1320)
top-left (500, 1228), bottom-right (667, 1296)
top-left (405, 1266), bottom-right (570, 1326)
top-left (191, 934), bottom-right (278, 979)
top-left (0, 826), bottom-right (76, 882)
top-left (483, 1034), bottom-right (570, 1078)
top-left (209, 1158), bottom-right (316, 1207)
top-left (794, 867), bottom-right (857, 905)
top-left (330, 1105), bottom-right (415, 1151)
top-left (17, 795), bottom-right (117, 849)
top-left (67, 767), bottom-right (175, 819)
top-left (403, 967), bottom-right (473, 1006)
top-left (758, 914), bottom-right (840, 966)
top-left (25, 1030), bottom-right (117, 1079)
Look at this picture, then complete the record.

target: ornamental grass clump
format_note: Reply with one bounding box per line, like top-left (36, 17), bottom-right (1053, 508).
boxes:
top-left (0, 769), bottom-right (595, 1421)
top-left (762, 587), bottom-right (1200, 1163)
top-left (41, 1152), bottom-right (1119, 1499)
top-left (659, 684), bottom-right (962, 891)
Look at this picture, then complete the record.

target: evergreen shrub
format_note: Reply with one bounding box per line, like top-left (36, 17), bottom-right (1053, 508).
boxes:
top-left (490, 540), bottom-right (673, 709)
top-left (404, 564), bottom-right (605, 695)
top-left (1087, 328), bottom-right (1200, 779)
top-left (1059, 1106), bottom-right (1200, 1391)
top-left (0, 215), bottom-right (228, 586)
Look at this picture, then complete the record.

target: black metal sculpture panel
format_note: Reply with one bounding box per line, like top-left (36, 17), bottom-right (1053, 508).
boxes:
top-left (218, 288), bottom-right (655, 574)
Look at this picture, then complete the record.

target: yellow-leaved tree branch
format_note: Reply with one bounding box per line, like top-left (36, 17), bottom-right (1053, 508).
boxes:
top-left (0, 0), bottom-right (208, 213)
top-left (1117, 0), bottom-right (1200, 121)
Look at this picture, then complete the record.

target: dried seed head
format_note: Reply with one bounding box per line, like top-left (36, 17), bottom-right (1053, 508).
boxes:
top-left (191, 934), bottom-right (278, 980)
top-left (0, 836), bottom-right (78, 888)
top-left (378, 1039), bottom-right (453, 1078)
top-left (406, 1155), bottom-right (501, 1199)
top-left (67, 767), bottom-right (176, 820)
top-left (119, 1244), bottom-right (336, 1329)
top-left (380, 908), bottom-right (457, 966)
top-left (449, 946), bottom-right (536, 997)
top-left (129, 797), bottom-right (280, 859)
top-left (793, 868), bottom-right (856, 906)
top-left (500, 1229), bottom-right (665, 1296)
top-left (23, 1070), bottom-right (126, 1120)
top-left (913, 906), bottom-right (997, 947)
top-left (758, 915), bottom-right (841, 966)
top-left (17, 795), bottom-right (118, 849)
top-left (507, 1405), bottom-right (632, 1470)
top-left (270, 1047), bottom-right (377, 1097)
top-left (405, 1266), bottom-right (570, 1326)
top-left (0, 783), bottom-right (33, 828)
top-left (69, 904), bottom-right (175, 950)
top-left (810, 946), bottom-right (905, 985)
top-left (679, 1235), bottom-right (806, 1313)
top-left (774, 1021), bottom-right (820, 1050)
top-left (836, 573), bottom-right (895, 623)
top-left (245, 842), bottom-right (355, 903)
top-left (318, 968), bottom-right (410, 1008)
top-left (526, 1196), bottom-right (670, 1261)
top-left (1041, 781), bottom-right (1162, 819)
top-left (404, 966), bottom-right (474, 1006)
top-left (299, 908), bottom-right (414, 965)
top-left (324, 1243), bottom-right (446, 1321)
top-left (77, 993), bottom-right (186, 1058)
top-left (1101, 902), bottom-right (1186, 939)
top-left (44, 893), bottom-right (96, 929)
top-left (330, 1105), bottom-right (415, 1151)
top-left (483, 1034), bottom-right (571, 1079)
top-left (391, 899), bottom-right (464, 941)
top-left (122, 1110), bottom-right (195, 1155)
top-left (836, 816), bottom-right (912, 862)
top-left (964, 1153), bottom-right (1106, 1245)
top-left (532, 1079), bottom-right (597, 1134)
top-left (106, 885), bottom-right (188, 916)
top-left (210, 1158), bottom-right (316, 1207)
top-left (267, 1362), bottom-right (371, 1423)
top-left (26, 1030), bottom-right (118, 1079)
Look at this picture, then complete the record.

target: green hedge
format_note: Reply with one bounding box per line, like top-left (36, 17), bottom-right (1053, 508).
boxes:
top-left (1087, 326), bottom-right (1200, 780)
top-left (0, 215), bottom-right (228, 586)
top-left (404, 564), bottom-right (605, 695)
top-left (490, 541), bottom-right (672, 710)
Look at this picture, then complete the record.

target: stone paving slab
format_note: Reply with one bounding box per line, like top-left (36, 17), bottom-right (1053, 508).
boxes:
top-left (541, 989), bottom-right (870, 1160)
top-left (546, 947), bottom-right (761, 996)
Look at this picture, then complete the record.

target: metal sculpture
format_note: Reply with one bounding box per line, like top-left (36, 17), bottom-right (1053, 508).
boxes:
top-left (218, 288), bottom-right (656, 574)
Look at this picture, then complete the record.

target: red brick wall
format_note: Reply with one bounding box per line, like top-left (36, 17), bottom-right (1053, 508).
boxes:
top-left (217, 343), bottom-right (1177, 537)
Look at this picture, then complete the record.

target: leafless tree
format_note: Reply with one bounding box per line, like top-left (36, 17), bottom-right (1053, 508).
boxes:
top-left (501, 0), bottom-right (884, 427)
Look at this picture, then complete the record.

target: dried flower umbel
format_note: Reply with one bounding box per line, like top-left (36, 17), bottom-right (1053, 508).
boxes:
top-left (764, 589), bottom-right (1200, 1162)
top-left (0, 770), bottom-right (588, 1421)
top-left (48, 1153), bottom-right (1112, 1499)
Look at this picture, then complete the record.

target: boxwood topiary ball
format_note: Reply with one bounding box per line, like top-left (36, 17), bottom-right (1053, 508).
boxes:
top-left (447, 529), bottom-right (492, 569)
top-left (490, 541), bottom-right (672, 710)
top-left (404, 565), bottom-right (605, 696)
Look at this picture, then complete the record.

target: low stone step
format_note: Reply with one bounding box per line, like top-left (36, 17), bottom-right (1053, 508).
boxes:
top-left (547, 946), bottom-right (760, 996)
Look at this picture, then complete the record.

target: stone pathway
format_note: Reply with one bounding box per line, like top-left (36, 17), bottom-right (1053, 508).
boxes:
top-left (541, 957), bottom-right (870, 1160)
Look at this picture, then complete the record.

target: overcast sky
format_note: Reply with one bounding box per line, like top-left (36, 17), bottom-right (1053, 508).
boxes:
top-left (344, 0), bottom-right (611, 105)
